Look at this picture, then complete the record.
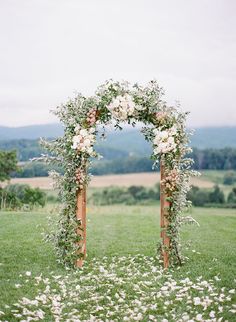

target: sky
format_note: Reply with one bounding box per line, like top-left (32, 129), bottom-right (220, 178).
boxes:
top-left (0, 0), bottom-right (236, 127)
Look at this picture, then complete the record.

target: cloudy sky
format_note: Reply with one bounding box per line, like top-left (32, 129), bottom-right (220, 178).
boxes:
top-left (0, 0), bottom-right (236, 127)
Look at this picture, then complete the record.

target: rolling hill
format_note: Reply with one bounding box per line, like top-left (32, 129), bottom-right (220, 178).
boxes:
top-left (0, 124), bottom-right (236, 154)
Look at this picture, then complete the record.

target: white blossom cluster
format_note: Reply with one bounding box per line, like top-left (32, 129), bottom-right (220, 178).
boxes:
top-left (71, 126), bottom-right (96, 156)
top-left (107, 94), bottom-right (136, 121)
top-left (2, 255), bottom-right (235, 321)
top-left (153, 126), bottom-right (178, 155)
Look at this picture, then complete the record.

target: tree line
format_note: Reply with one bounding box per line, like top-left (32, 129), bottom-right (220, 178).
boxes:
top-left (89, 184), bottom-right (236, 208)
top-left (9, 152), bottom-right (236, 178)
top-left (1, 139), bottom-right (236, 170)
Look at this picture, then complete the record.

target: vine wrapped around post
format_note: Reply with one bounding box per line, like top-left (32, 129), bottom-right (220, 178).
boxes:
top-left (40, 79), bottom-right (198, 268)
top-left (76, 188), bottom-right (86, 267)
top-left (160, 160), bottom-right (170, 269)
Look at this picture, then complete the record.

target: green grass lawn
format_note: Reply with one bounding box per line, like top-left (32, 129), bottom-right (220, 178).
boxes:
top-left (0, 206), bottom-right (236, 321)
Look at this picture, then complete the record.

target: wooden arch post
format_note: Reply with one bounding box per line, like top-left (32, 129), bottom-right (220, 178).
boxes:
top-left (76, 188), bottom-right (87, 267)
top-left (75, 162), bottom-right (170, 269)
top-left (160, 159), bottom-right (170, 269)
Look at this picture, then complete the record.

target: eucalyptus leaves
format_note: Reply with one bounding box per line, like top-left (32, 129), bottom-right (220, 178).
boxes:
top-left (42, 80), bottom-right (197, 267)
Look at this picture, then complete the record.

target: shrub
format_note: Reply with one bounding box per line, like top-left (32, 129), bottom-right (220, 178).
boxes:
top-left (89, 184), bottom-right (160, 205)
top-left (0, 150), bottom-right (18, 181)
top-left (209, 185), bottom-right (225, 204)
top-left (0, 184), bottom-right (46, 210)
top-left (187, 186), bottom-right (210, 207)
top-left (227, 187), bottom-right (236, 204)
top-left (0, 187), bottom-right (21, 210)
top-left (187, 185), bottom-right (227, 207)
top-left (223, 172), bottom-right (236, 185)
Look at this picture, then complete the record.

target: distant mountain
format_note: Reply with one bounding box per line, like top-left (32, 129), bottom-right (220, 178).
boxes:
top-left (97, 126), bottom-right (236, 152)
top-left (0, 123), bottom-right (236, 150)
top-left (190, 126), bottom-right (236, 149)
top-left (0, 124), bottom-right (63, 140)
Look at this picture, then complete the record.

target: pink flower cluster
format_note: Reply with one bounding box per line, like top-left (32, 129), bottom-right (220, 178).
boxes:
top-left (75, 168), bottom-right (86, 189)
top-left (86, 108), bottom-right (97, 126)
top-left (154, 111), bottom-right (168, 124)
top-left (161, 169), bottom-right (180, 194)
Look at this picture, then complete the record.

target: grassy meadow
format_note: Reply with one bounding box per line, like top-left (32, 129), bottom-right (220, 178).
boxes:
top-left (0, 170), bottom-right (236, 320)
top-left (6, 171), bottom-right (216, 189)
top-left (0, 205), bottom-right (236, 321)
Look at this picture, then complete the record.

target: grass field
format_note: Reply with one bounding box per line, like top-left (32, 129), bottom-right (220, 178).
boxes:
top-left (0, 206), bottom-right (236, 321)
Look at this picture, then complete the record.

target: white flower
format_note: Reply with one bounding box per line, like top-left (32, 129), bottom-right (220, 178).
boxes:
top-left (152, 126), bottom-right (178, 155)
top-left (83, 138), bottom-right (91, 147)
top-left (75, 124), bottom-right (81, 132)
top-left (169, 126), bottom-right (178, 136)
top-left (193, 297), bottom-right (201, 305)
top-left (196, 314), bottom-right (203, 321)
top-left (15, 284), bottom-right (22, 288)
top-left (209, 311), bottom-right (215, 318)
top-left (107, 94), bottom-right (136, 120)
top-left (72, 128), bottom-right (95, 154)
top-left (167, 136), bottom-right (175, 145)
top-left (159, 130), bottom-right (169, 140)
top-left (89, 127), bottom-right (96, 133)
top-left (80, 129), bottom-right (88, 136)
top-left (25, 271), bottom-right (31, 277)
top-left (87, 147), bottom-right (94, 155)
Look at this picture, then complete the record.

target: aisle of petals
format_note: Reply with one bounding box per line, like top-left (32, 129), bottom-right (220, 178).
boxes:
top-left (0, 255), bottom-right (235, 322)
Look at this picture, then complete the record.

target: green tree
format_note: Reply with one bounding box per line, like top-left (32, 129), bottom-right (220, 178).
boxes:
top-left (0, 184), bottom-right (46, 208)
top-left (0, 150), bottom-right (18, 182)
top-left (187, 185), bottom-right (209, 206)
top-left (223, 172), bottom-right (236, 185)
top-left (227, 187), bottom-right (236, 204)
top-left (209, 185), bottom-right (225, 204)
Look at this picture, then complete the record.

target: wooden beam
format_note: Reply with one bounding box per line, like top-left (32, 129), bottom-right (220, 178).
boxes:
top-left (76, 188), bottom-right (86, 268)
top-left (160, 160), bottom-right (170, 269)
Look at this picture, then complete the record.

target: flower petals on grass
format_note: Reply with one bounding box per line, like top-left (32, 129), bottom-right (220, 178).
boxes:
top-left (1, 255), bottom-right (236, 321)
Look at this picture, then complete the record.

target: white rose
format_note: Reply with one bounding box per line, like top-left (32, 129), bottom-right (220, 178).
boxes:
top-left (159, 131), bottom-right (169, 140)
top-left (75, 125), bottom-right (81, 132)
top-left (153, 136), bottom-right (160, 145)
top-left (153, 129), bottom-right (160, 135)
top-left (159, 142), bottom-right (168, 151)
top-left (72, 135), bottom-right (80, 145)
top-left (72, 142), bottom-right (77, 149)
top-left (83, 138), bottom-right (91, 147)
top-left (88, 134), bottom-right (95, 141)
top-left (80, 129), bottom-right (88, 137)
top-left (169, 126), bottom-right (178, 136)
top-left (119, 95), bottom-right (125, 102)
top-left (167, 136), bottom-right (175, 145)
top-left (113, 99), bottom-right (120, 107)
top-left (128, 100), bottom-right (135, 109)
top-left (120, 101), bottom-right (127, 108)
top-left (128, 106), bottom-right (135, 115)
top-left (120, 110), bottom-right (128, 120)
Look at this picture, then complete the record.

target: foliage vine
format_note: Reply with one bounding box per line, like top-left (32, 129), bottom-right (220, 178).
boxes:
top-left (41, 80), bottom-right (198, 267)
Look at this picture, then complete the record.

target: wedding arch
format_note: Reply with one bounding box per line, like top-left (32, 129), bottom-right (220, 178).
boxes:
top-left (42, 80), bottom-right (196, 269)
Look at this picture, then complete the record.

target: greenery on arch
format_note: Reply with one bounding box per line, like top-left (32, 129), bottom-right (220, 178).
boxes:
top-left (41, 80), bottom-right (198, 267)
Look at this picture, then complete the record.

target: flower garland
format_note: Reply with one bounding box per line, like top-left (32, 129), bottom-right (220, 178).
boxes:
top-left (41, 80), bottom-right (198, 268)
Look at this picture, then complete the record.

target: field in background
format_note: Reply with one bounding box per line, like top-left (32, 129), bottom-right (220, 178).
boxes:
top-left (6, 171), bottom-right (216, 189)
